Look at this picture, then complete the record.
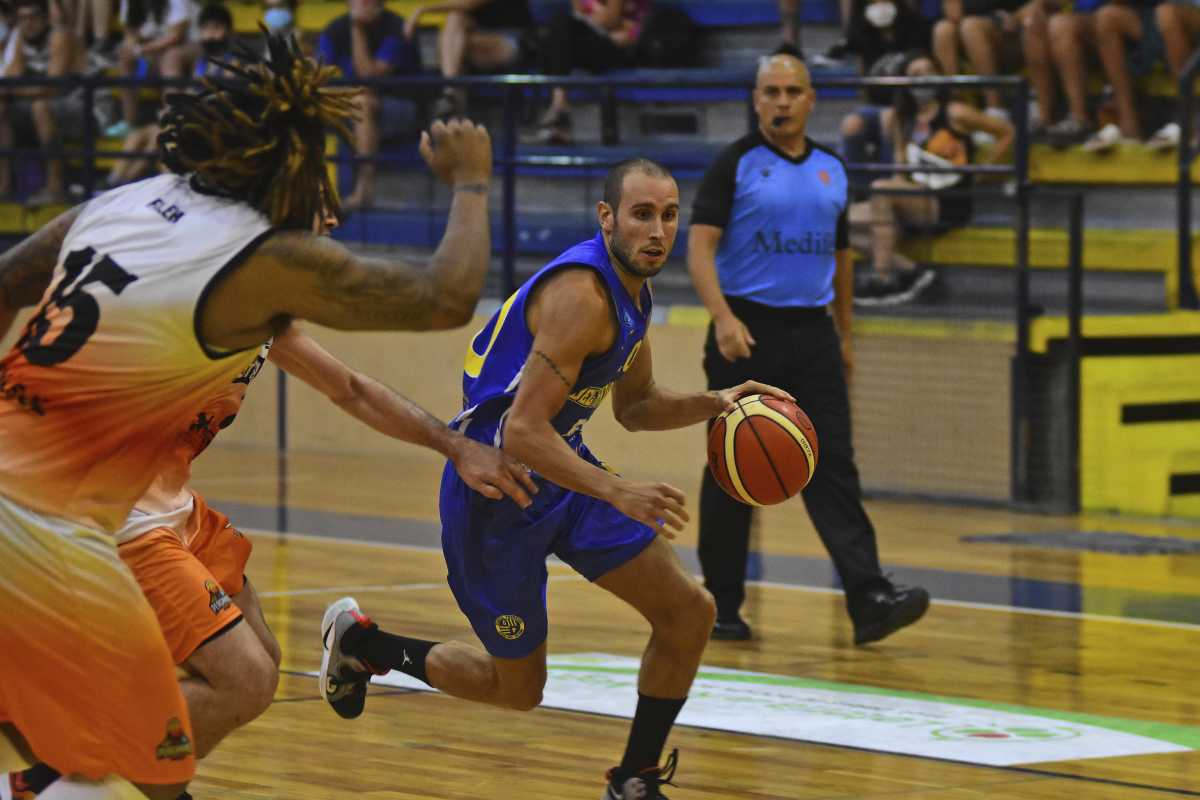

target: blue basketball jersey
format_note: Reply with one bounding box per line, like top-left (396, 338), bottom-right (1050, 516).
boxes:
top-left (450, 232), bottom-right (652, 453)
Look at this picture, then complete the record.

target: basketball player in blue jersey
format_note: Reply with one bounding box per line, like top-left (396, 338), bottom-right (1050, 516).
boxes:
top-left (319, 159), bottom-right (792, 799)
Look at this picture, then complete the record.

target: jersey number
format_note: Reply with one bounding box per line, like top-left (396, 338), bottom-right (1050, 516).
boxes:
top-left (17, 247), bottom-right (138, 367)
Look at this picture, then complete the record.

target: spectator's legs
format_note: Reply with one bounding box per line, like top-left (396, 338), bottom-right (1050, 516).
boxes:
top-left (346, 90), bottom-right (380, 210)
top-left (861, 177), bottom-right (937, 278)
top-left (840, 107), bottom-right (891, 196)
top-left (541, 12), bottom-right (579, 118)
top-left (90, 0), bottom-right (112, 45)
top-left (778, 0), bottom-right (799, 46)
top-left (115, 34), bottom-right (139, 129)
top-left (1093, 3), bottom-right (1142, 139)
top-left (1024, 2), bottom-right (1055, 125)
top-left (107, 124), bottom-right (159, 186)
top-left (437, 9), bottom-right (471, 112)
top-left (932, 19), bottom-right (961, 77)
top-left (1158, 3), bottom-right (1200, 77)
top-left (960, 16), bottom-right (1004, 109)
top-left (1050, 12), bottom-right (1093, 123)
top-left (158, 43), bottom-right (190, 82)
top-left (30, 98), bottom-right (65, 201)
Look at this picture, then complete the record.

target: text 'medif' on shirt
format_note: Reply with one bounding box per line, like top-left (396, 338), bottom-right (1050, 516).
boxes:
top-left (691, 131), bottom-right (849, 309)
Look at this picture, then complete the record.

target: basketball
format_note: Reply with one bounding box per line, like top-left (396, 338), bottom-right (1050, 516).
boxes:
top-left (707, 394), bottom-right (819, 506)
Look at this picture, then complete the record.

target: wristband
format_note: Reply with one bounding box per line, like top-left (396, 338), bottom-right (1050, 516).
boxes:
top-left (453, 183), bottom-right (489, 194)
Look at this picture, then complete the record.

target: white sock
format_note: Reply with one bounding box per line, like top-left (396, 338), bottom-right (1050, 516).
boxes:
top-left (38, 776), bottom-right (149, 799)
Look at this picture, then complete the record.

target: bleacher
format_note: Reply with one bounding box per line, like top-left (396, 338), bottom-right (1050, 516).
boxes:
top-left (2, 0), bottom-right (1196, 316)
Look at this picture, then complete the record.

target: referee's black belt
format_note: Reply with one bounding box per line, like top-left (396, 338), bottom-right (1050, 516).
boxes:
top-left (724, 295), bottom-right (829, 326)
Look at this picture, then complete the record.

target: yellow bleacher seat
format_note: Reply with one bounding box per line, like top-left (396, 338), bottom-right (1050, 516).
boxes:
top-left (228, 0), bottom-right (445, 35)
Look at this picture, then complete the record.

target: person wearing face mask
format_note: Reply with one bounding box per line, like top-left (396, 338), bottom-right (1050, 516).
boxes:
top-left (262, 0), bottom-right (296, 40)
top-left (688, 50), bottom-right (931, 646)
top-left (849, 53), bottom-right (1013, 305)
top-left (193, 2), bottom-right (233, 78)
top-left (838, 0), bottom-right (931, 197)
top-left (0, 0), bottom-right (88, 205)
top-left (847, 0), bottom-right (930, 73)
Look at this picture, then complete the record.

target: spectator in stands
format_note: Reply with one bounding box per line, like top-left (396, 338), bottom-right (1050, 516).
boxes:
top-left (0, 0), bottom-right (87, 204)
top-left (779, 0), bottom-right (801, 49)
top-left (932, 0), bottom-right (1032, 120)
top-left (404, 1), bottom-right (534, 121)
top-left (106, 0), bottom-right (193, 139)
top-left (319, 0), bottom-right (421, 209)
top-left (0, 2), bottom-right (12, 50)
top-left (263, 0), bottom-right (296, 38)
top-left (1144, 0), bottom-right (1200, 149)
top-left (537, 0), bottom-right (650, 145)
top-left (1030, 0), bottom-right (1165, 151)
top-left (64, 0), bottom-right (115, 59)
top-left (847, 0), bottom-right (931, 72)
top-left (194, 2), bottom-right (233, 77)
top-left (850, 53), bottom-right (1013, 305)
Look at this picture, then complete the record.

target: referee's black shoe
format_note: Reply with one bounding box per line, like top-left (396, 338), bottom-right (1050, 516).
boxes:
top-left (849, 581), bottom-right (930, 645)
top-left (710, 614), bottom-right (752, 641)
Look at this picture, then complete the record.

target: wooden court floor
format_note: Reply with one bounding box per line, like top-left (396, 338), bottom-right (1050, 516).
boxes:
top-left (184, 447), bottom-right (1200, 799)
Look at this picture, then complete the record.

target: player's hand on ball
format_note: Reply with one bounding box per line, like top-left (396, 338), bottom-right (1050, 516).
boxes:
top-left (450, 437), bottom-right (538, 508)
top-left (610, 480), bottom-right (688, 538)
top-left (420, 118), bottom-right (493, 188)
top-left (714, 381), bottom-right (795, 413)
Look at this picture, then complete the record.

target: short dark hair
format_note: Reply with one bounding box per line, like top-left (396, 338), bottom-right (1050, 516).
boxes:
top-left (158, 33), bottom-right (359, 229)
top-left (603, 158), bottom-right (673, 211)
top-left (198, 2), bottom-right (233, 28)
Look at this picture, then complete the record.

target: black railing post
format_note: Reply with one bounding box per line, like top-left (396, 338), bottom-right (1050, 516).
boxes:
top-left (1011, 78), bottom-right (1033, 503)
top-left (1066, 192), bottom-right (1084, 513)
top-left (601, 85), bottom-right (619, 145)
top-left (502, 82), bottom-right (518, 295)
top-left (1178, 47), bottom-right (1200, 309)
top-left (80, 76), bottom-right (96, 197)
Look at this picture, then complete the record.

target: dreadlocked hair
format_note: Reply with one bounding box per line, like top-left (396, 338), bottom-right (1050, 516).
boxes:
top-left (158, 32), bottom-right (359, 229)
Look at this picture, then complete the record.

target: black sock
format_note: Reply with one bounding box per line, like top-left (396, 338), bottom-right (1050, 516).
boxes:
top-left (617, 694), bottom-right (686, 776)
top-left (340, 624), bottom-right (437, 687)
top-left (13, 763), bottom-right (60, 792)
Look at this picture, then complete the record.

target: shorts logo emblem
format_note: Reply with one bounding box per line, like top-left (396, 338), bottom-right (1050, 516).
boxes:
top-left (155, 717), bottom-right (192, 761)
top-left (205, 579), bottom-right (231, 615)
top-left (495, 614), bottom-right (525, 640)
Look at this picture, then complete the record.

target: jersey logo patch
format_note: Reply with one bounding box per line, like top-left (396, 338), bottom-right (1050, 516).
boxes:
top-left (155, 718), bottom-right (192, 761)
top-left (148, 197), bottom-right (185, 224)
top-left (568, 383), bottom-right (611, 409)
top-left (495, 614), bottom-right (525, 640)
top-left (818, 169), bottom-right (831, 185)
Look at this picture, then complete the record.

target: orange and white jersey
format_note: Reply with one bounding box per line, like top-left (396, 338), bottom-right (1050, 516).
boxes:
top-left (116, 339), bottom-right (271, 544)
top-left (0, 174), bottom-right (272, 534)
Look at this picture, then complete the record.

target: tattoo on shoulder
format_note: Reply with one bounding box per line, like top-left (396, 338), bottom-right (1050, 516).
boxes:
top-left (0, 205), bottom-right (83, 310)
top-left (533, 349), bottom-right (573, 389)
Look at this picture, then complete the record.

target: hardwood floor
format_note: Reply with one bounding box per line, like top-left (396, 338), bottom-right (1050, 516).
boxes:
top-left (181, 449), bottom-right (1200, 799)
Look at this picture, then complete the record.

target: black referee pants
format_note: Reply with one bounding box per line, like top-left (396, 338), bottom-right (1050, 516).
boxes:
top-left (698, 296), bottom-right (886, 619)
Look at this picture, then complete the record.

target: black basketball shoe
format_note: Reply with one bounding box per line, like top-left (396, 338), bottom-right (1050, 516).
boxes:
top-left (850, 581), bottom-right (930, 645)
top-left (603, 749), bottom-right (679, 799)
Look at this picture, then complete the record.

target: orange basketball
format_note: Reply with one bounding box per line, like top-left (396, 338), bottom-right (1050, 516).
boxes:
top-left (707, 394), bottom-right (819, 506)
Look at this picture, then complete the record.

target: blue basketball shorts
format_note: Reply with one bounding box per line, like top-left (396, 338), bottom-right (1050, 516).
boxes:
top-left (439, 457), bottom-right (657, 659)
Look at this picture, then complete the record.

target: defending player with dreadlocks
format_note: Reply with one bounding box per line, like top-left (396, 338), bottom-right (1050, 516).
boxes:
top-left (0, 33), bottom-right (503, 800)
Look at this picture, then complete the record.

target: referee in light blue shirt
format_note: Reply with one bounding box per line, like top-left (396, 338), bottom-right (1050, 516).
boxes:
top-left (687, 50), bottom-right (929, 646)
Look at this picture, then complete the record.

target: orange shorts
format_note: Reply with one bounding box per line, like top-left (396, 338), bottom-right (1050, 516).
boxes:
top-left (119, 493), bottom-right (253, 665)
top-left (0, 495), bottom-right (195, 785)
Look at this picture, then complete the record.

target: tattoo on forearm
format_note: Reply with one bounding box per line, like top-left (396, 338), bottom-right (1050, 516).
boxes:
top-left (533, 349), bottom-right (573, 389)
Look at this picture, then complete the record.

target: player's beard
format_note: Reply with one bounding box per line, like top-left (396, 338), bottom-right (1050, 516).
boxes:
top-left (608, 220), bottom-right (664, 279)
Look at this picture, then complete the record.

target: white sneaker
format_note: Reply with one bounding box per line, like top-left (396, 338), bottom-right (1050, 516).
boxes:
top-left (319, 596), bottom-right (376, 720)
top-left (1081, 123), bottom-right (1126, 153)
top-left (1146, 122), bottom-right (1181, 152)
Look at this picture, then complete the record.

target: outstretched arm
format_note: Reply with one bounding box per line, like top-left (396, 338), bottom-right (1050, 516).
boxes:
top-left (0, 205), bottom-right (82, 340)
top-left (200, 120), bottom-right (494, 351)
top-left (611, 336), bottom-right (794, 432)
top-left (269, 324), bottom-right (536, 507)
top-left (501, 269), bottom-right (688, 534)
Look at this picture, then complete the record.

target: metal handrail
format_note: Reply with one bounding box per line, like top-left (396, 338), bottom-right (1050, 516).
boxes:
top-left (1177, 44), bottom-right (1200, 309)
